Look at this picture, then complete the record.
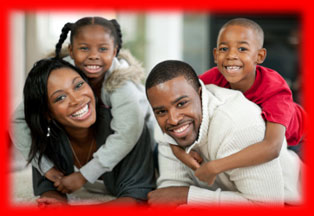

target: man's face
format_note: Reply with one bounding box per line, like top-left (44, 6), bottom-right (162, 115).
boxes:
top-left (147, 76), bottom-right (202, 148)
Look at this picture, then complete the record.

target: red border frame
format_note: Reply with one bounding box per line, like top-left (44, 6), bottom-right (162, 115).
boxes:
top-left (1, 0), bottom-right (313, 215)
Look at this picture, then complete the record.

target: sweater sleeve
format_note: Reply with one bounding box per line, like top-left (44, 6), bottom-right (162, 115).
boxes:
top-left (188, 119), bottom-right (285, 205)
top-left (80, 81), bottom-right (147, 183)
top-left (10, 102), bottom-right (54, 175)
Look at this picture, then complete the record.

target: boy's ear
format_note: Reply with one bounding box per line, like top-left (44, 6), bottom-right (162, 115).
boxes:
top-left (257, 48), bottom-right (267, 64)
top-left (213, 48), bottom-right (218, 64)
top-left (68, 44), bottom-right (74, 59)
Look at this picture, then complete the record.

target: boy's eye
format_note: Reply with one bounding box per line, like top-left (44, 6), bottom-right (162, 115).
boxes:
top-left (238, 47), bottom-right (248, 51)
top-left (219, 47), bottom-right (228, 52)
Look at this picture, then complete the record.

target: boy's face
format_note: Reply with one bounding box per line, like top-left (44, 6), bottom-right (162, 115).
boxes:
top-left (213, 25), bottom-right (266, 92)
top-left (147, 76), bottom-right (202, 148)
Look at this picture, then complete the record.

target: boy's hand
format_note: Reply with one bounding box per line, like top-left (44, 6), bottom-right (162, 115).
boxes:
top-left (195, 160), bottom-right (219, 186)
top-left (54, 172), bottom-right (87, 194)
top-left (44, 167), bottom-right (64, 183)
top-left (170, 144), bottom-right (203, 170)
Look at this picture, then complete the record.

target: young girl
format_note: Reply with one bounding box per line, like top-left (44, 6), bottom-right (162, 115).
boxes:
top-left (23, 58), bottom-right (154, 206)
top-left (12, 17), bottom-right (156, 193)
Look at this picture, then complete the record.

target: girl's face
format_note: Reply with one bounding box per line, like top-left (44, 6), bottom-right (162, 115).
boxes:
top-left (47, 67), bottom-right (96, 132)
top-left (69, 24), bottom-right (117, 82)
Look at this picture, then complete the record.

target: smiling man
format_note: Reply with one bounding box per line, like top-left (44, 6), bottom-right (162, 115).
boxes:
top-left (146, 60), bottom-right (302, 207)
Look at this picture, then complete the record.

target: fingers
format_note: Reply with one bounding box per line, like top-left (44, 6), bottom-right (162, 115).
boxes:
top-left (190, 151), bottom-right (203, 164)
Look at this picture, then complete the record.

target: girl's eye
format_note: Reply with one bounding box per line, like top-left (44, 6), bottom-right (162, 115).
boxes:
top-left (99, 47), bottom-right (108, 52)
top-left (79, 47), bottom-right (88, 51)
top-left (75, 81), bottom-right (85, 90)
top-left (54, 95), bottom-right (66, 103)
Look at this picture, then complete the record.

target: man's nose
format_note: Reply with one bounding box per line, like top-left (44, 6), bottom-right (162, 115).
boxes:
top-left (167, 109), bottom-right (182, 125)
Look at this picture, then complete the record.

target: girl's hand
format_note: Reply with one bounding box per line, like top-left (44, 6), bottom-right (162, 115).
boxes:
top-left (44, 167), bottom-right (64, 183)
top-left (54, 172), bottom-right (87, 194)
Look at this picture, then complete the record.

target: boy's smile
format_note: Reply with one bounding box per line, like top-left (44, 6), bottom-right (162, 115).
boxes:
top-left (214, 25), bottom-right (266, 92)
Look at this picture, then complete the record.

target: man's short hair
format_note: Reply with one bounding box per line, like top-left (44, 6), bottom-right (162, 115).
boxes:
top-left (145, 60), bottom-right (201, 93)
top-left (219, 18), bottom-right (264, 48)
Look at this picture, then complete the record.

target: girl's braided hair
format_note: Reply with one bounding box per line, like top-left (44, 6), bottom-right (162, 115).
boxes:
top-left (55, 17), bottom-right (123, 59)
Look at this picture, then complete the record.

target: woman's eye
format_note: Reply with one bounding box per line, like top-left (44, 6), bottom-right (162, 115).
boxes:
top-left (75, 81), bottom-right (85, 89)
top-left (54, 95), bottom-right (66, 103)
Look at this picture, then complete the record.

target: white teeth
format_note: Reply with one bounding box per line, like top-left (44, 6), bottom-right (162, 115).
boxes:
top-left (72, 104), bottom-right (89, 118)
top-left (226, 66), bottom-right (240, 70)
top-left (87, 65), bottom-right (100, 69)
top-left (173, 124), bottom-right (189, 133)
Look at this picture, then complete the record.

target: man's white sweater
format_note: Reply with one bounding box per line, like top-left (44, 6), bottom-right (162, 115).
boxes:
top-left (157, 82), bottom-right (302, 206)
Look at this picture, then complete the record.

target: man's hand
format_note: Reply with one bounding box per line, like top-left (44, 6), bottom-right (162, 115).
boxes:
top-left (195, 161), bottom-right (219, 185)
top-left (170, 145), bottom-right (203, 170)
top-left (44, 167), bottom-right (64, 183)
top-left (54, 172), bottom-right (87, 194)
top-left (147, 186), bottom-right (189, 207)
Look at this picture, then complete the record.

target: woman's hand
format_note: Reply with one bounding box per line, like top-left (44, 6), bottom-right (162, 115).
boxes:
top-left (44, 167), bottom-right (64, 182)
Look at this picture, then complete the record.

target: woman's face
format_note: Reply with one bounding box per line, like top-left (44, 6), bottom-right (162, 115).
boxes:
top-left (47, 67), bottom-right (96, 131)
top-left (68, 24), bottom-right (117, 82)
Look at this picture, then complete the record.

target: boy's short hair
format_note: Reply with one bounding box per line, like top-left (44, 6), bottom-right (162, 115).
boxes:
top-left (219, 18), bottom-right (264, 48)
top-left (145, 60), bottom-right (201, 93)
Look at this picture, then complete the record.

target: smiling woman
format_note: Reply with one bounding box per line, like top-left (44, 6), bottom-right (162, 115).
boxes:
top-left (15, 58), bottom-right (155, 206)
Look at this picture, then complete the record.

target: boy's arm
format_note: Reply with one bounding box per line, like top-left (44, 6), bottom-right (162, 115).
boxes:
top-left (170, 144), bottom-right (202, 170)
top-left (195, 122), bottom-right (285, 184)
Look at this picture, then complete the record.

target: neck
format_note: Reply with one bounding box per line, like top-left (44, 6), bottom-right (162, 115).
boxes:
top-left (66, 127), bottom-right (95, 147)
top-left (89, 74), bottom-right (105, 98)
top-left (230, 70), bottom-right (256, 93)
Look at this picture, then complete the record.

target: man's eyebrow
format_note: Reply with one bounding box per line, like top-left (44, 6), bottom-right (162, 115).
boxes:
top-left (171, 96), bottom-right (188, 105)
top-left (152, 96), bottom-right (188, 111)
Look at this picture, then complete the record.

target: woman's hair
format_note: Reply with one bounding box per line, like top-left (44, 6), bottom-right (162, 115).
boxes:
top-left (24, 58), bottom-right (89, 172)
top-left (55, 17), bottom-right (123, 59)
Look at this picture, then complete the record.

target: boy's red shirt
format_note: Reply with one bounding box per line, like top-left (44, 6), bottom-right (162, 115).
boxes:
top-left (199, 65), bottom-right (305, 146)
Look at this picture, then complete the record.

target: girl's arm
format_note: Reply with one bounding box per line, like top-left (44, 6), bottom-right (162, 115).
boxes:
top-left (80, 81), bottom-right (154, 183)
top-left (11, 103), bottom-right (62, 181)
top-left (195, 121), bottom-right (285, 184)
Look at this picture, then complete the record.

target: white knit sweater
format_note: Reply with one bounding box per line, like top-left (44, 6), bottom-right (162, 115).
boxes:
top-left (157, 81), bottom-right (302, 206)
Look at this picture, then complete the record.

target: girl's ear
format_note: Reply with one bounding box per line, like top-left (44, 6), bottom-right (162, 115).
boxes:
top-left (68, 44), bottom-right (74, 59)
top-left (114, 45), bottom-right (118, 57)
top-left (213, 48), bottom-right (218, 64)
top-left (257, 48), bottom-right (267, 64)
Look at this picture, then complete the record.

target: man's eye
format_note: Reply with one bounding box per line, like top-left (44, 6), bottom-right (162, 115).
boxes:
top-left (155, 110), bottom-right (166, 116)
top-left (177, 101), bottom-right (187, 107)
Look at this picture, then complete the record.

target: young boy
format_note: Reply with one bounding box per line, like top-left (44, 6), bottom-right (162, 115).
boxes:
top-left (170, 18), bottom-right (305, 185)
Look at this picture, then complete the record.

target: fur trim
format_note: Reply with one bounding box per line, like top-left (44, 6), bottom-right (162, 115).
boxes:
top-left (104, 49), bottom-right (145, 93)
